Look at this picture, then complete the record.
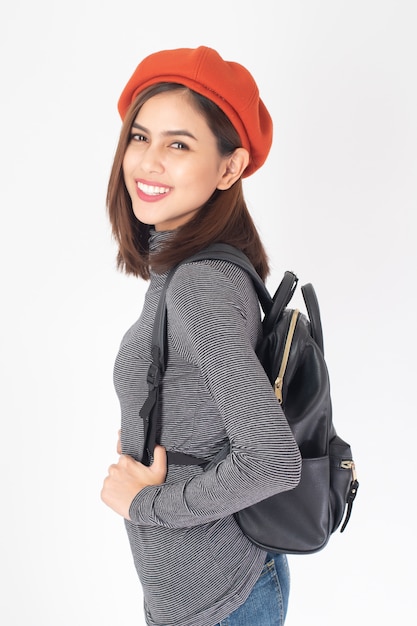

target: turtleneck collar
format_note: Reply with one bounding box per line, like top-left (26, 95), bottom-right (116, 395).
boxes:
top-left (148, 228), bottom-right (176, 253)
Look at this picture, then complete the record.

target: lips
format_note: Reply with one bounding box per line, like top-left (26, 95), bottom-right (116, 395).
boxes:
top-left (134, 179), bottom-right (172, 203)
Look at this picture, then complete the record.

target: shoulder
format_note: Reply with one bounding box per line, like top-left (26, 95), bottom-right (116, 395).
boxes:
top-left (167, 258), bottom-right (257, 313)
top-left (169, 259), bottom-right (256, 300)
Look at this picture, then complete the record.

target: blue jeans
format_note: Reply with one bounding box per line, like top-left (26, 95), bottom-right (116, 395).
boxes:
top-left (215, 553), bottom-right (290, 626)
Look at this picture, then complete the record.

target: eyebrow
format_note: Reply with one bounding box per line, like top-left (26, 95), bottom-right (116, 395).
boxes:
top-left (132, 122), bottom-right (197, 141)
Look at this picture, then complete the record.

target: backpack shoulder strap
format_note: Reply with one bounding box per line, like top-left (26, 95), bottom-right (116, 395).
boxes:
top-left (140, 243), bottom-right (302, 465)
top-left (301, 283), bottom-right (324, 355)
top-left (147, 243), bottom-right (272, 374)
top-left (140, 243), bottom-right (272, 464)
top-left (262, 271), bottom-right (298, 335)
top-left (182, 243), bottom-right (272, 313)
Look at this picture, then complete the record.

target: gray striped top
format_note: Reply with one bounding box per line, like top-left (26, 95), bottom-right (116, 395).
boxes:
top-left (114, 230), bottom-right (301, 626)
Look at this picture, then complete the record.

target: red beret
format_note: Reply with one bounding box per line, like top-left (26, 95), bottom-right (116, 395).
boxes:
top-left (118, 46), bottom-right (273, 177)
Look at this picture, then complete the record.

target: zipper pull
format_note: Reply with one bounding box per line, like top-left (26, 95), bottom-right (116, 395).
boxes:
top-left (274, 377), bottom-right (283, 403)
top-left (341, 459), bottom-right (357, 482)
top-left (340, 460), bottom-right (359, 533)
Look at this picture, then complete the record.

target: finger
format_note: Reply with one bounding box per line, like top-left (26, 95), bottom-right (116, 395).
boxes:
top-left (107, 463), bottom-right (118, 476)
top-left (117, 429), bottom-right (122, 454)
top-left (151, 445), bottom-right (167, 477)
top-left (118, 453), bottom-right (135, 467)
top-left (153, 445), bottom-right (166, 462)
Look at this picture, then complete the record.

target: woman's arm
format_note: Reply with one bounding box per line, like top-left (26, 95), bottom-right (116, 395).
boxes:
top-left (103, 261), bottom-right (301, 525)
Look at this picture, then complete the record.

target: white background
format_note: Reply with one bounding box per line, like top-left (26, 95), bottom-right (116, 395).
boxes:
top-left (1, 1), bottom-right (416, 624)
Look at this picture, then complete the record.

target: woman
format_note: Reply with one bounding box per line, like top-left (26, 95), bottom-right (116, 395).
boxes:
top-left (101, 46), bottom-right (301, 626)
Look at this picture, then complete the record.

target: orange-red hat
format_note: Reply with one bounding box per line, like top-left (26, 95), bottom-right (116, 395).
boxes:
top-left (118, 46), bottom-right (273, 177)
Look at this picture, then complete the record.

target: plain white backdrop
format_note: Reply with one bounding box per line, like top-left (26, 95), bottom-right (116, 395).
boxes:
top-left (1, 1), bottom-right (416, 624)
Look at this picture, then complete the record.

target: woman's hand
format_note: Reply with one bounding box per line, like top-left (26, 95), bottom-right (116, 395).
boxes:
top-left (101, 444), bottom-right (167, 520)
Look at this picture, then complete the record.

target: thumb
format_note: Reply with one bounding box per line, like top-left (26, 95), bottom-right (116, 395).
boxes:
top-left (151, 445), bottom-right (167, 479)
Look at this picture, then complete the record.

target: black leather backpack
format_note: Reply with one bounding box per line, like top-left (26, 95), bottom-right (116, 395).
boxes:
top-left (140, 244), bottom-right (358, 554)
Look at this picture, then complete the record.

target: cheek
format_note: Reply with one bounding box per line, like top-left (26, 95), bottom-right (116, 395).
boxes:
top-left (122, 145), bottom-right (139, 177)
top-left (180, 160), bottom-right (220, 189)
top-left (122, 151), bottom-right (131, 178)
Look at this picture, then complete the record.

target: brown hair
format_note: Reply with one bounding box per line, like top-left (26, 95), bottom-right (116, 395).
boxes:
top-left (107, 83), bottom-right (269, 280)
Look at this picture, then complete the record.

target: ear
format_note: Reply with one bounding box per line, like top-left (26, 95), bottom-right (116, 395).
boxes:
top-left (217, 148), bottom-right (250, 190)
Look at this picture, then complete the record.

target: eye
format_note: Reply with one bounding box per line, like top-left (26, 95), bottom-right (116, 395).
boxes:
top-left (171, 141), bottom-right (189, 150)
top-left (130, 132), bottom-right (148, 143)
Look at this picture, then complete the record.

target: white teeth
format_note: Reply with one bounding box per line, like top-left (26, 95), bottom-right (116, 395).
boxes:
top-left (137, 182), bottom-right (169, 195)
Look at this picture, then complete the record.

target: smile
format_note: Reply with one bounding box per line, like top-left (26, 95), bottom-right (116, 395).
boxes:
top-left (136, 181), bottom-right (171, 196)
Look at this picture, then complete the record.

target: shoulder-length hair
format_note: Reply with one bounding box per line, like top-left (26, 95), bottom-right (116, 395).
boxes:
top-left (107, 83), bottom-right (269, 280)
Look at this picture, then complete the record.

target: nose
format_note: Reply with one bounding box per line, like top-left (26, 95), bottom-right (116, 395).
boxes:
top-left (140, 143), bottom-right (164, 174)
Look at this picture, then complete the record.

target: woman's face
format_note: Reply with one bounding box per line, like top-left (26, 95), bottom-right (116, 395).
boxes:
top-left (122, 90), bottom-right (231, 231)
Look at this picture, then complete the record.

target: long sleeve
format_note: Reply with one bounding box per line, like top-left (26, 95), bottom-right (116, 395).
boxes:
top-left (129, 260), bottom-right (301, 527)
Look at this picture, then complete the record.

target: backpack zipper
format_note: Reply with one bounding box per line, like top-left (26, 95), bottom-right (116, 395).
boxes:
top-left (274, 309), bottom-right (300, 403)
